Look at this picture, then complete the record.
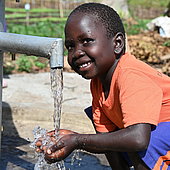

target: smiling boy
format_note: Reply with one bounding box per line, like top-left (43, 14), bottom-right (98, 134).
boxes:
top-left (37, 3), bottom-right (170, 170)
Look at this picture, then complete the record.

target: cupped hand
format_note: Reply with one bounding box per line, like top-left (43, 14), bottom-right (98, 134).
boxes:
top-left (45, 133), bottom-right (79, 163)
top-left (35, 129), bottom-right (77, 154)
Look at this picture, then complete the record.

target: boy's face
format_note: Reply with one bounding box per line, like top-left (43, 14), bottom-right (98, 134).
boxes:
top-left (65, 14), bottom-right (116, 79)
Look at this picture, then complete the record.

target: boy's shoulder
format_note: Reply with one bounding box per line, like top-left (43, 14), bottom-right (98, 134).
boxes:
top-left (118, 52), bottom-right (155, 74)
top-left (117, 52), bottom-right (170, 85)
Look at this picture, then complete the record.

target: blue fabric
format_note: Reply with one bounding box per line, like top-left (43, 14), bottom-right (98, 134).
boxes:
top-left (138, 122), bottom-right (170, 169)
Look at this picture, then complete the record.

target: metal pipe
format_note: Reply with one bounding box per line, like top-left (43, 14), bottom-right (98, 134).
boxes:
top-left (0, 32), bottom-right (64, 68)
top-left (0, 32), bottom-right (64, 157)
top-left (0, 0), bottom-right (5, 159)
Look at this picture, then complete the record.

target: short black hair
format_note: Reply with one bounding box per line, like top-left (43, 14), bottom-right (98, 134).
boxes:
top-left (67, 2), bottom-right (125, 39)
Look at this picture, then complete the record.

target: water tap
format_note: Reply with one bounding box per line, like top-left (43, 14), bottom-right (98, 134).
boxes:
top-left (50, 39), bottom-right (64, 69)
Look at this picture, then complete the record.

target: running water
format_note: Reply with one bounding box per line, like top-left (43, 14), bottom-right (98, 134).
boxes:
top-left (31, 68), bottom-right (82, 169)
top-left (30, 68), bottom-right (65, 170)
top-left (50, 68), bottom-right (63, 132)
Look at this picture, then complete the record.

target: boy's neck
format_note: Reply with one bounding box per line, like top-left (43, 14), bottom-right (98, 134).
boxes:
top-left (100, 58), bottom-right (119, 99)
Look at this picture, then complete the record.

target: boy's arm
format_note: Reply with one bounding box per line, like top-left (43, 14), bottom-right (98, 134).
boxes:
top-left (76, 123), bottom-right (151, 153)
top-left (46, 123), bottom-right (151, 162)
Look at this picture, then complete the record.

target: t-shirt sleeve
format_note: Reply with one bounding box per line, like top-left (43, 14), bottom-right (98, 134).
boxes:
top-left (91, 79), bottom-right (117, 132)
top-left (119, 70), bottom-right (163, 128)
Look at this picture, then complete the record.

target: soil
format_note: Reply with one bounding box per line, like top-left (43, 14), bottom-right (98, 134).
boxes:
top-left (128, 32), bottom-right (170, 75)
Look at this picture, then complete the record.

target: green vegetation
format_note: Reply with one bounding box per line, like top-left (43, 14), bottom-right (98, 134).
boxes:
top-left (5, 7), bottom-right (70, 23)
top-left (6, 7), bottom-right (71, 16)
top-left (128, 0), bottom-right (169, 8)
top-left (3, 63), bottom-right (15, 75)
top-left (6, 7), bottom-right (59, 13)
top-left (7, 21), bottom-right (65, 39)
top-left (16, 55), bottom-right (48, 73)
top-left (4, 54), bottom-right (48, 74)
top-left (7, 17), bottom-right (67, 23)
top-left (16, 55), bottom-right (33, 72)
top-left (124, 19), bottom-right (151, 35)
top-left (163, 40), bottom-right (170, 47)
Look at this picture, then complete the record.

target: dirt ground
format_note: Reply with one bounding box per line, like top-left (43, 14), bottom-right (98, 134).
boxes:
top-left (128, 32), bottom-right (170, 75)
top-left (1, 72), bottom-right (111, 170)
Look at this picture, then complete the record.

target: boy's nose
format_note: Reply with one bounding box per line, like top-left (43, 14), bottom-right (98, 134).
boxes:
top-left (74, 49), bottom-right (85, 58)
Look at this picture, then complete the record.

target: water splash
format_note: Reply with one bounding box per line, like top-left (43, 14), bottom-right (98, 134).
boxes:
top-left (71, 150), bottom-right (82, 166)
top-left (30, 126), bottom-right (66, 170)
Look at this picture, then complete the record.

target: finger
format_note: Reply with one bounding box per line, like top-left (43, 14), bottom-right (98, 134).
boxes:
top-left (45, 152), bottom-right (61, 163)
top-left (45, 149), bottom-right (64, 162)
top-left (42, 145), bottom-right (47, 151)
top-left (35, 148), bottom-right (42, 153)
top-left (51, 136), bottom-right (57, 142)
top-left (35, 140), bottom-right (42, 147)
top-left (59, 129), bottom-right (77, 135)
top-left (47, 130), bottom-right (55, 137)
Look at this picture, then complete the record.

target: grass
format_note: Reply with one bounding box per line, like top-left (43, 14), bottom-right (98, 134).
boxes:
top-left (5, 7), bottom-right (68, 24)
top-left (7, 21), bottom-right (66, 38)
top-left (163, 40), bottom-right (170, 47)
top-left (128, 0), bottom-right (169, 8)
top-left (7, 17), bottom-right (67, 23)
top-left (6, 7), bottom-right (70, 13)
top-left (5, 7), bottom-right (71, 18)
top-left (123, 19), bottom-right (151, 35)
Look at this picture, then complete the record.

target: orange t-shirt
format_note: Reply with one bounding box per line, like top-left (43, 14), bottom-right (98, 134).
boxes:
top-left (91, 53), bottom-right (170, 132)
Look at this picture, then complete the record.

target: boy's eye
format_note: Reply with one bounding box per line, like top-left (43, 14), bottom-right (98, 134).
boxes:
top-left (65, 42), bottom-right (74, 51)
top-left (83, 38), bottom-right (94, 45)
top-left (67, 46), bottom-right (73, 51)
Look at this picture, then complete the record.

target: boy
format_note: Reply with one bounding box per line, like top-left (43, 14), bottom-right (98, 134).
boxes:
top-left (37, 3), bottom-right (170, 170)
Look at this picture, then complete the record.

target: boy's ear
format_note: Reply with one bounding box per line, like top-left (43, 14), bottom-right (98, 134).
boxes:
top-left (113, 32), bottom-right (125, 54)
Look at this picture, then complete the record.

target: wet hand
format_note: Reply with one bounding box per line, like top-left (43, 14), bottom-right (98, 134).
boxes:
top-left (35, 129), bottom-right (77, 154)
top-left (44, 133), bottom-right (79, 163)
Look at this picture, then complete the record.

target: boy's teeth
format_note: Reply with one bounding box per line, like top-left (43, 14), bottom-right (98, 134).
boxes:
top-left (79, 62), bottom-right (91, 68)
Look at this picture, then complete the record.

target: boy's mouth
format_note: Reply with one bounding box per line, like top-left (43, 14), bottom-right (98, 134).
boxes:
top-left (79, 61), bottom-right (92, 68)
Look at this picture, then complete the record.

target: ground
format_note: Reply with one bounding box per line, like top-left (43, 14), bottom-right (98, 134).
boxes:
top-left (128, 32), bottom-right (170, 75)
top-left (1, 72), bottom-right (111, 170)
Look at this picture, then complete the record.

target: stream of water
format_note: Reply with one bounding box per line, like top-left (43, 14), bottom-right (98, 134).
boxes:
top-left (50, 68), bottom-right (63, 132)
top-left (30, 68), bottom-right (82, 170)
top-left (31, 68), bottom-right (65, 170)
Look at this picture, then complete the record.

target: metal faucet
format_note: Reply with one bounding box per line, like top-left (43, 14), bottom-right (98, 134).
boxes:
top-left (0, 32), bottom-right (64, 69)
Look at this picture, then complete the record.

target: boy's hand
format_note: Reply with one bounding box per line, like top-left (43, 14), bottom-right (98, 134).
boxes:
top-left (35, 129), bottom-right (77, 156)
top-left (45, 133), bottom-right (79, 163)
